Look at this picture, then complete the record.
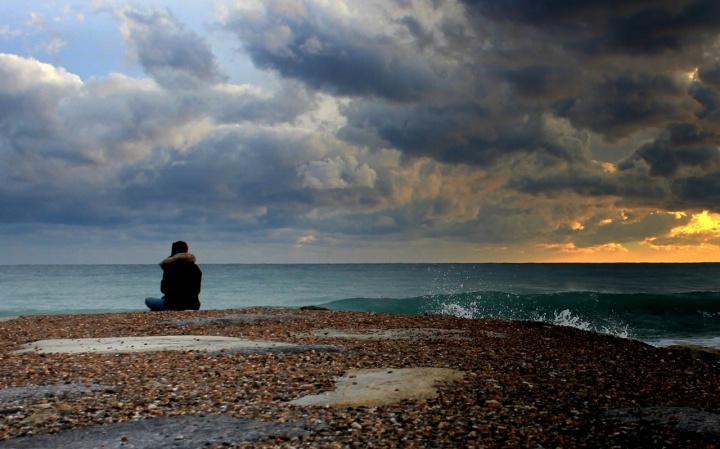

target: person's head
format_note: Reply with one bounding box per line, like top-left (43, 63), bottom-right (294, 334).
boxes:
top-left (171, 241), bottom-right (189, 256)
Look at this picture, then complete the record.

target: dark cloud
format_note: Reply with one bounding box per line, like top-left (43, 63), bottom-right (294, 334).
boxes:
top-left (688, 83), bottom-right (720, 119)
top-left (223, 2), bottom-right (438, 102)
top-left (501, 65), bottom-right (578, 99)
top-left (594, 0), bottom-right (720, 55)
top-left (0, 50), bottom-right (317, 230)
top-left (553, 72), bottom-right (699, 137)
top-left (4, 0), bottom-right (720, 261)
top-left (667, 123), bottom-right (719, 146)
top-left (117, 8), bottom-right (223, 89)
top-left (222, 0), bottom-right (719, 182)
top-left (619, 139), bottom-right (720, 177)
top-left (202, 82), bottom-right (318, 126)
top-left (698, 62), bottom-right (720, 90)
top-left (119, 129), bottom-right (311, 210)
top-left (338, 99), bottom-right (597, 169)
top-left (468, 0), bottom-right (720, 55)
top-left (397, 15), bottom-right (435, 51)
top-left (672, 172), bottom-right (720, 211)
top-left (338, 101), bottom-right (504, 165)
top-left (466, 0), bottom-right (634, 23)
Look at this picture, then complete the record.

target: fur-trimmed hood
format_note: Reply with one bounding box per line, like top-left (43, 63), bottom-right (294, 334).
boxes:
top-left (160, 252), bottom-right (197, 269)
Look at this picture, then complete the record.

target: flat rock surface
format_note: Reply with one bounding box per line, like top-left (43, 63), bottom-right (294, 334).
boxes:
top-left (14, 335), bottom-right (304, 354)
top-left (0, 383), bottom-right (113, 403)
top-left (289, 367), bottom-right (465, 407)
top-left (607, 407), bottom-right (720, 437)
top-left (294, 328), bottom-right (470, 340)
top-left (0, 317), bottom-right (17, 322)
top-left (0, 415), bottom-right (314, 449)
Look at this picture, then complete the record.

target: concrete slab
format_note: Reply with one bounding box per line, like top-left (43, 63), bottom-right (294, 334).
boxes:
top-left (14, 335), bottom-right (303, 355)
top-left (288, 367), bottom-right (465, 408)
top-left (294, 328), bottom-right (469, 340)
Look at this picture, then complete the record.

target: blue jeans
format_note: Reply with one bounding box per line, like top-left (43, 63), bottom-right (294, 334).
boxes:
top-left (145, 297), bottom-right (167, 311)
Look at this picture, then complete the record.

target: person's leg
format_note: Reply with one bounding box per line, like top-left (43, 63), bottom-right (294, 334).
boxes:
top-left (145, 297), bottom-right (166, 311)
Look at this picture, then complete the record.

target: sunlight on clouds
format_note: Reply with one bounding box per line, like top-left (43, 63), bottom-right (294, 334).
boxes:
top-left (537, 241), bottom-right (632, 262)
top-left (296, 235), bottom-right (316, 244)
top-left (640, 239), bottom-right (720, 261)
top-left (540, 242), bottom-right (629, 254)
top-left (294, 235), bottom-right (317, 249)
top-left (296, 94), bottom-right (348, 133)
top-left (212, 82), bottom-right (265, 97)
top-left (87, 73), bottom-right (159, 95)
top-left (0, 53), bottom-right (82, 90)
top-left (669, 210), bottom-right (720, 237)
top-left (640, 211), bottom-right (720, 259)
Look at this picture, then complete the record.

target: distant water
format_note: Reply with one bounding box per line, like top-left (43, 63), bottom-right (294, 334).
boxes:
top-left (1, 263), bottom-right (719, 349)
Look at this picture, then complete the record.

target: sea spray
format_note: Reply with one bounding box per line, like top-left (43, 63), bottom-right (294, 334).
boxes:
top-left (433, 302), bottom-right (478, 320)
top-left (429, 297), bottom-right (633, 340)
top-left (538, 309), bottom-right (632, 339)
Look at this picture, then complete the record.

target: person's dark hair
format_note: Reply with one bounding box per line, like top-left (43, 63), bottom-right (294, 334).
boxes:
top-left (171, 241), bottom-right (189, 256)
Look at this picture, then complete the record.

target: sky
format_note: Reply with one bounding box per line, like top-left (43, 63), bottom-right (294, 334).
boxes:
top-left (2, 0), bottom-right (720, 264)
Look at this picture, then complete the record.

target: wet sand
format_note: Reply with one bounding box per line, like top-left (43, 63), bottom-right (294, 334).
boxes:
top-left (1, 308), bottom-right (719, 448)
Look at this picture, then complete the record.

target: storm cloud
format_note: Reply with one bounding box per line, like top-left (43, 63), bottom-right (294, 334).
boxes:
top-left (1, 0), bottom-right (720, 262)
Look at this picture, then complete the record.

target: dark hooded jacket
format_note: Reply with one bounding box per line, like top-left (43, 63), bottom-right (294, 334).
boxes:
top-left (160, 253), bottom-right (202, 310)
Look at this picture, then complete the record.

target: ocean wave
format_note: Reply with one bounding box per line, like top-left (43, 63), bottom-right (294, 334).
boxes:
top-left (318, 290), bottom-right (720, 343)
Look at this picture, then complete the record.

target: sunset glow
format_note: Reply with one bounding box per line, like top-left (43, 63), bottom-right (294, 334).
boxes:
top-left (670, 211), bottom-right (720, 237)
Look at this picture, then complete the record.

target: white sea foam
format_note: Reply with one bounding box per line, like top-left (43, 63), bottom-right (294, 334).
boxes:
top-left (432, 297), bottom-right (634, 338)
top-left (549, 309), bottom-right (592, 331)
top-left (534, 309), bottom-right (632, 339)
top-left (649, 336), bottom-right (720, 349)
top-left (435, 302), bottom-right (479, 319)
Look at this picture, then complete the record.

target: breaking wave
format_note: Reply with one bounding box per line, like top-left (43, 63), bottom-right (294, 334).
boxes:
top-left (318, 290), bottom-right (720, 345)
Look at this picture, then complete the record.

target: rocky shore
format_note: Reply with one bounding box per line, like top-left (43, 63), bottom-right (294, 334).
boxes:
top-left (0, 309), bottom-right (719, 448)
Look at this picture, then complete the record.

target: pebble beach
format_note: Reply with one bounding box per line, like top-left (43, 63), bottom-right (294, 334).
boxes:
top-left (1, 308), bottom-right (719, 448)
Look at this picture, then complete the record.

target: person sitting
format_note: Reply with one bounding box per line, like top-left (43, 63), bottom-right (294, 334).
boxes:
top-left (145, 241), bottom-right (202, 311)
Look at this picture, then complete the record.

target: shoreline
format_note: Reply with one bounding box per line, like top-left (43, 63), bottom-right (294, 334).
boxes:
top-left (1, 309), bottom-right (720, 447)
top-left (3, 308), bottom-right (719, 352)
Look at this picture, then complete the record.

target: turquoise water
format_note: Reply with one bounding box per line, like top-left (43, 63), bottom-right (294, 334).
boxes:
top-left (1, 263), bottom-right (720, 348)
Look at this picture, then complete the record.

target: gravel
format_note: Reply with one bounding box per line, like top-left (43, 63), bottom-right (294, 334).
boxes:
top-left (1, 308), bottom-right (719, 448)
top-left (168, 314), bottom-right (312, 326)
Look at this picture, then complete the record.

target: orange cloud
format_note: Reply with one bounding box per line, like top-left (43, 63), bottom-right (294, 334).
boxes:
top-left (669, 210), bottom-right (720, 237)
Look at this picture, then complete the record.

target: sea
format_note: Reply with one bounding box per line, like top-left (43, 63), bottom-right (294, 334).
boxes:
top-left (1, 263), bottom-right (719, 349)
